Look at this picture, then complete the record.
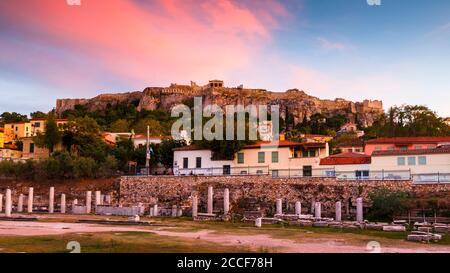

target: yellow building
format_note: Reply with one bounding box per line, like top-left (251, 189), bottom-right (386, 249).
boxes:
top-left (234, 140), bottom-right (329, 177)
top-left (21, 137), bottom-right (63, 160)
top-left (0, 128), bottom-right (4, 148)
top-left (30, 118), bottom-right (68, 136)
top-left (4, 122), bottom-right (32, 143)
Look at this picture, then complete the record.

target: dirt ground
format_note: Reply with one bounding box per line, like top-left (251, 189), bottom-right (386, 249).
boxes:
top-left (1, 216), bottom-right (450, 253)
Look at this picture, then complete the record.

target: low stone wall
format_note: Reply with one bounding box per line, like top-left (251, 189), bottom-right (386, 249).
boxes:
top-left (118, 176), bottom-right (450, 217)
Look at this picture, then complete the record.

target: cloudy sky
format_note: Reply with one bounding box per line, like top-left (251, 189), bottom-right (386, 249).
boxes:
top-left (0, 0), bottom-right (449, 117)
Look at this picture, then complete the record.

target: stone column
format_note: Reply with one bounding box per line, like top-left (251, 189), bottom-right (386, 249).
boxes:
top-left (17, 194), bottom-right (24, 213)
top-left (311, 199), bottom-right (316, 214)
top-left (61, 194), bottom-right (66, 214)
top-left (295, 201), bottom-right (302, 216)
top-left (95, 191), bottom-right (101, 206)
top-left (0, 194), bottom-right (3, 213)
top-left (153, 204), bottom-right (158, 217)
top-left (149, 207), bottom-right (154, 217)
top-left (192, 195), bottom-right (198, 218)
top-left (105, 194), bottom-right (111, 205)
top-left (86, 191), bottom-right (92, 214)
top-left (171, 205), bottom-right (177, 217)
top-left (49, 187), bottom-right (55, 214)
top-left (100, 194), bottom-right (105, 205)
top-left (314, 202), bottom-right (321, 219)
top-left (73, 199), bottom-right (78, 206)
top-left (276, 198), bottom-right (282, 215)
top-left (27, 187), bottom-right (34, 213)
top-left (207, 186), bottom-right (213, 214)
top-left (335, 201), bottom-right (342, 222)
top-left (255, 217), bottom-right (262, 228)
top-left (5, 189), bottom-right (12, 217)
top-left (223, 188), bottom-right (230, 215)
top-left (356, 198), bottom-right (363, 223)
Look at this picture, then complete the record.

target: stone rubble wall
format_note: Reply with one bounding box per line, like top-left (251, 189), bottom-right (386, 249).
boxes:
top-left (118, 176), bottom-right (450, 216)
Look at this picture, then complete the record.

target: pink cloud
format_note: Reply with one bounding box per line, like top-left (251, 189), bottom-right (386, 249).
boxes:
top-left (317, 37), bottom-right (350, 51)
top-left (0, 0), bottom-right (289, 93)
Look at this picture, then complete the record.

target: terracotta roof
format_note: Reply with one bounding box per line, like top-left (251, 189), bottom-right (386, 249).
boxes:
top-left (337, 138), bottom-right (365, 147)
top-left (242, 140), bottom-right (326, 149)
top-left (320, 152), bottom-right (371, 165)
top-left (172, 144), bottom-right (204, 151)
top-left (372, 147), bottom-right (450, 157)
top-left (365, 137), bottom-right (450, 145)
top-left (133, 134), bottom-right (170, 140)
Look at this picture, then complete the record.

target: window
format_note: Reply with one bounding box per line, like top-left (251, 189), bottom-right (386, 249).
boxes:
top-left (183, 158), bottom-right (188, 169)
top-left (271, 151), bottom-right (279, 163)
top-left (258, 152), bottom-right (265, 163)
top-left (356, 170), bottom-right (370, 179)
top-left (223, 165), bottom-right (231, 175)
top-left (303, 166), bottom-right (312, 177)
top-left (240, 171), bottom-right (248, 175)
top-left (428, 145), bottom-right (435, 149)
top-left (397, 157), bottom-right (406, 166)
top-left (388, 147), bottom-right (395, 151)
top-left (418, 156), bottom-right (427, 165)
top-left (408, 156), bottom-right (416, 166)
top-left (302, 150), bottom-right (316, 157)
top-left (325, 170), bottom-right (336, 177)
top-left (196, 157), bottom-right (202, 168)
top-left (400, 146), bottom-right (408, 151)
top-left (29, 143), bottom-right (35, 154)
top-left (415, 146), bottom-right (422, 150)
top-left (237, 152), bottom-right (244, 164)
top-left (34, 122), bottom-right (41, 128)
top-left (256, 170), bottom-right (264, 175)
top-left (374, 147), bottom-right (382, 151)
top-left (272, 170), bottom-right (279, 178)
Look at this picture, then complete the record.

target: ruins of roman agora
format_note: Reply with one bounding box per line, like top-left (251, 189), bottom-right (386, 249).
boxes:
top-left (2, 80), bottom-right (450, 248)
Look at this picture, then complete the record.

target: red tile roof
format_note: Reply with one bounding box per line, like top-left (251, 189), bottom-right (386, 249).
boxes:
top-left (372, 147), bottom-right (450, 157)
top-left (337, 138), bottom-right (365, 147)
top-left (320, 152), bottom-right (371, 165)
top-left (365, 137), bottom-right (450, 145)
top-left (242, 140), bottom-right (326, 149)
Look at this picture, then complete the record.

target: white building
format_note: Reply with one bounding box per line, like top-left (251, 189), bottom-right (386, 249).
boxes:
top-left (371, 146), bottom-right (450, 182)
top-left (172, 145), bottom-right (234, 176)
top-left (320, 152), bottom-right (371, 180)
top-left (173, 140), bottom-right (330, 177)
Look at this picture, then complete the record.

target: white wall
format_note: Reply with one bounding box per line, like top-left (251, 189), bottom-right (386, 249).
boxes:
top-left (173, 149), bottom-right (234, 176)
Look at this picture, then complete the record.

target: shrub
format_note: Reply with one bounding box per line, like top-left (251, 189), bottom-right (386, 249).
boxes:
top-left (367, 187), bottom-right (411, 222)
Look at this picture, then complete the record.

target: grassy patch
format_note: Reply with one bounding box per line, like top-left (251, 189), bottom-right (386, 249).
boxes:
top-left (0, 231), bottom-right (257, 253)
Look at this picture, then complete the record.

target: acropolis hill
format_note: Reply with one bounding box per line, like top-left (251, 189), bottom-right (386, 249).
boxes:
top-left (56, 80), bottom-right (383, 127)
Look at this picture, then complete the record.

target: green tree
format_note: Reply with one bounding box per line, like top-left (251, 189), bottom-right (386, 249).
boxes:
top-left (365, 105), bottom-right (450, 138)
top-left (30, 111), bottom-right (48, 119)
top-left (132, 118), bottom-right (165, 135)
top-left (34, 114), bottom-right (62, 154)
top-left (0, 112), bottom-right (28, 125)
top-left (158, 139), bottom-right (186, 168)
top-left (62, 117), bottom-right (110, 161)
top-left (109, 119), bottom-right (130, 132)
top-left (367, 188), bottom-right (410, 222)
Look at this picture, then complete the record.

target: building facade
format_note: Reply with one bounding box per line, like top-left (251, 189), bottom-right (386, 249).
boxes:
top-left (4, 122), bottom-right (32, 143)
top-left (0, 128), bottom-right (4, 149)
top-left (173, 140), bottom-right (330, 177)
top-left (364, 137), bottom-right (450, 155)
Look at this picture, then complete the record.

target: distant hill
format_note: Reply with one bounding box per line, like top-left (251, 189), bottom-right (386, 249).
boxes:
top-left (56, 81), bottom-right (383, 127)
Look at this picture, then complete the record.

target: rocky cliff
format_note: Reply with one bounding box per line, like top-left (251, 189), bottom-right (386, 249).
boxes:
top-left (56, 81), bottom-right (383, 127)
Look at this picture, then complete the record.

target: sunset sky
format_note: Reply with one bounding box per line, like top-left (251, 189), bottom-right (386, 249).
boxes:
top-left (0, 0), bottom-right (449, 116)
